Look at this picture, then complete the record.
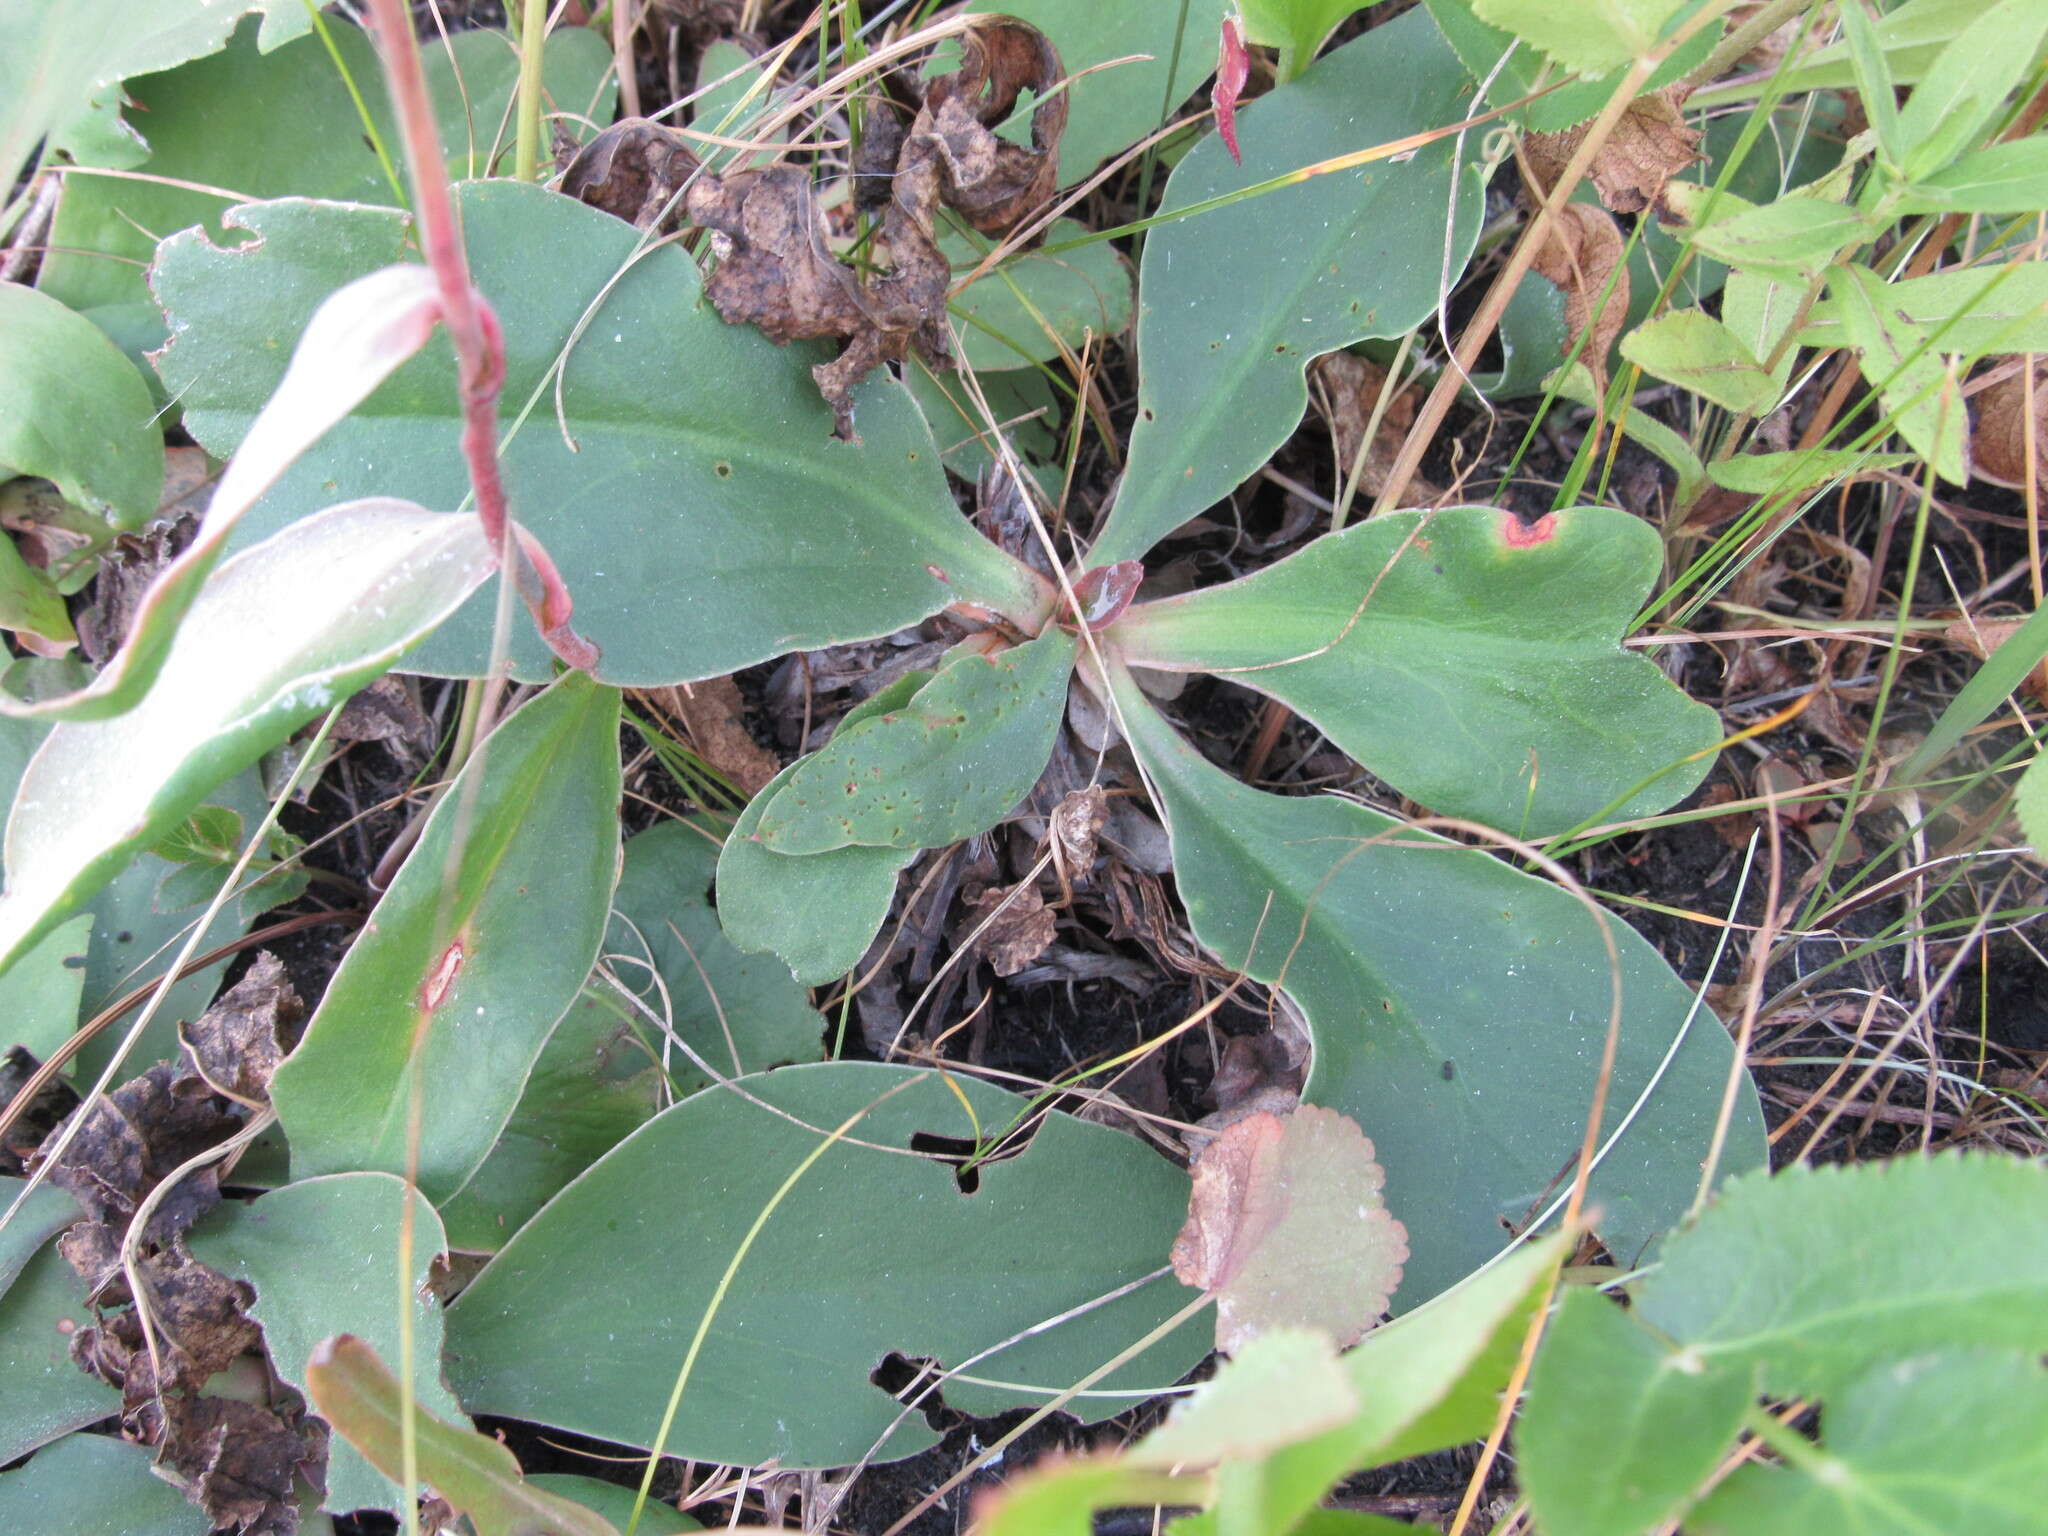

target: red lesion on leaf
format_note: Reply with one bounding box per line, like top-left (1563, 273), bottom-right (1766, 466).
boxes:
top-left (1214, 17), bottom-right (1250, 165)
top-left (1501, 511), bottom-right (1559, 548)
top-left (420, 941), bottom-right (464, 1012)
top-left (925, 564), bottom-right (950, 583)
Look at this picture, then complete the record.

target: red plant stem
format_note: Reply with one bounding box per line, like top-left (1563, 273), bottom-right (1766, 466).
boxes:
top-left (362, 0), bottom-right (597, 669)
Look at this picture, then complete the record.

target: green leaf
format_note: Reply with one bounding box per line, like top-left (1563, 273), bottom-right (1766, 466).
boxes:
top-left (904, 361), bottom-right (1061, 493)
top-left (1621, 309), bottom-right (1779, 414)
top-left (1549, 363), bottom-right (1709, 505)
top-left (1691, 1351), bottom-right (2048, 1535)
top-left (271, 674), bottom-right (622, 1204)
top-left (150, 182), bottom-right (1043, 685)
top-left (714, 674), bottom-right (931, 985)
top-left (1092, 9), bottom-right (1482, 564)
top-left (1681, 191), bottom-right (1873, 282)
top-left (974, 1460), bottom-right (1201, 1536)
top-left (527, 1476), bottom-right (698, 1533)
top-left (0, 283), bottom-right (161, 528)
top-left (443, 1062), bottom-right (1208, 1468)
top-left (1520, 1286), bottom-right (1753, 1536)
top-left (0, 1432), bottom-right (209, 1536)
top-left (1798, 261), bottom-right (2048, 354)
top-left (1721, 269), bottom-right (1803, 395)
top-left (757, 628), bottom-right (1076, 854)
top-left (1840, 0), bottom-right (1904, 170)
top-left (0, 532), bottom-right (78, 655)
top-left (1237, 0), bottom-right (1365, 74)
top-left (1634, 1155), bottom-right (2048, 1400)
top-left (603, 819), bottom-right (822, 1089)
top-left (1422, 0), bottom-right (1719, 131)
top-left (0, 0), bottom-right (311, 196)
top-left (1469, 0), bottom-right (1684, 77)
top-left (189, 1172), bottom-right (466, 1517)
top-left (0, 501), bottom-right (493, 974)
top-left (1139, 1330), bottom-right (1361, 1467)
top-left (439, 987), bottom-right (666, 1252)
top-left (1111, 674), bottom-right (1762, 1305)
top-left (38, 17), bottom-right (616, 329)
top-left (1706, 447), bottom-right (1913, 495)
top-left (1897, 136), bottom-right (2048, 214)
top-left (960, 0), bottom-right (1234, 183)
top-left (1895, 0), bottom-right (2048, 181)
top-left (2019, 752), bottom-right (2048, 857)
top-left (1112, 506), bottom-right (1720, 834)
top-left (1898, 600), bottom-right (2048, 782)
top-left (1164, 1238), bottom-right (1568, 1536)
top-left (1691, 0), bottom-right (2013, 107)
top-left (0, 915), bottom-right (91, 1067)
top-left (693, 40), bottom-right (783, 165)
top-left (947, 221), bottom-right (1133, 372)
top-left (305, 1334), bottom-right (617, 1536)
top-left (0, 1241), bottom-right (120, 1463)
top-left (1830, 263), bottom-right (1967, 483)
top-left (0, 1177), bottom-right (80, 1297)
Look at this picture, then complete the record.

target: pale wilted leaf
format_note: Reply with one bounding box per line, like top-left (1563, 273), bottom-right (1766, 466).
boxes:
top-left (1530, 203), bottom-right (1630, 395)
top-left (1171, 1104), bottom-right (1407, 1353)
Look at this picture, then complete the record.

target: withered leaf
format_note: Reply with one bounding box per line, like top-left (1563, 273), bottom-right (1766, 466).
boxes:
top-left (558, 116), bottom-right (704, 231)
top-left (161, 1394), bottom-right (308, 1536)
top-left (1530, 202), bottom-right (1631, 396)
top-left (1946, 615), bottom-right (2048, 704)
top-left (30, 1062), bottom-right (238, 1241)
top-left (1172, 1104), bottom-right (1408, 1354)
top-left (177, 952), bottom-right (304, 1109)
top-left (911, 18), bottom-right (1066, 235)
top-left (1971, 359), bottom-right (2048, 492)
top-left (329, 675), bottom-right (436, 764)
top-left (1523, 85), bottom-right (1704, 218)
top-left (963, 880), bottom-right (1058, 977)
top-left (1309, 351), bottom-right (1437, 504)
top-left (1050, 785), bottom-right (1109, 877)
top-left (639, 675), bottom-right (783, 797)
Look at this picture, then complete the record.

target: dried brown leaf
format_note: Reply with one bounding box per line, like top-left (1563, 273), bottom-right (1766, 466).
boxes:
top-left (1050, 785), bottom-right (1108, 878)
top-left (558, 117), bottom-right (703, 231)
top-left (641, 676), bottom-right (782, 797)
top-left (1946, 616), bottom-right (2048, 704)
top-left (1523, 86), bottom-right (1703, 217)
top-left (160, 1395), bottom-right (308, 1536)
top-left (329, 675), bottom-right (435, 762)
top-left (911, 19), bottom-right (1066, 235)
top-left (1308, 351), bottom-right (1437, 504)
top-left (1530, 202), bottom-right (1630, 396)
top-left (964, 879), bottom-right (1058, 977)
top-left (176, 952), bottom-right (303, 1109)
top-left (29, 1062), bottom-right (237, 1240)
top-left (1971, 359), bottom-right (2048, 491)
top-left (1171, 1104), bottom-right (1407, 1353)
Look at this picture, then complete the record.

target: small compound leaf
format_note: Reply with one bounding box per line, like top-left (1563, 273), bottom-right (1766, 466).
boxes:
top-left (1237, 0), bottom-right (1367, 74)
top-left (1622, 308), bottom-right (1780, 414)
top-left (0, 501), bottom-right (492, 974)
top-left (1830, 263), bottom-right (1967, 484)
top-left (603, 819), bottom-right (823, 1090)
top-left (0, 1431), bottom-right (209, 1536)
top-left (152, 186), bottom-right (1041, 685)
top-left (305, 1335), bottom-right (617, 1536)
top-left (1093, 9), bottom-right (1482, 564)
top-left (0, 1241), bottom-right (121, 1463)
top-left (270, 675), bottom-right (622, 1204)
top-left (1690, 1351), bottom-right (2048, 1536)
top-left (1112, 507), bottom-right (1721, 834)
top-left (1112, 674), bottom-right (1761, 1304)
top-left (443, 1062), bottom-right (1207, 1469)
top-left (190, 1173), bottom-right (464, 1517)
top-left (0, 283), bottom-right (161, 529)
top-left (1634, 1154), bottom-right (2048, 1401)
top-left (1521, 1286), bottom-right (1753, 1536)
top-left (1173, 1106), bottom-right (1406, 1353)
top-left (714, 674), bottom-right (932, 985)
top-left (756, 628), bottom-right (1076, 854)
top-left (1706, 447), bottom-right (1913, 496)
top-left (1470, 0), bottom-right (1686, 78)
top-left (1136, 1329), bottom-right (1359, 1468)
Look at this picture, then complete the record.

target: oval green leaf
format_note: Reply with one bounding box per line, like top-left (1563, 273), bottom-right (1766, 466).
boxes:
top-left (443, 1061), bottom-right (1207, 1469)
top-left (1112, 507), bottom-right (1721, 834)
top-left (151, 183), bottom-right (1043, 684)
top-left (270, 673), bottom-right (622, 1204)
top-left (0, 1432), bottom-right (209, 1536)
top-left (1112, 671), bottom-right (1763, 1305)
top-left (1090, 8), bottom-right (1482, 564)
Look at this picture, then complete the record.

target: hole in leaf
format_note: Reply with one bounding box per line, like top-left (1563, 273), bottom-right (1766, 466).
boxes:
top-left (714, 461), bottom-right (733, 478)
top-left (908, 1114), bottom-right (1041, 1194)
top-left (869, 1353), bottom-right (961, 1431)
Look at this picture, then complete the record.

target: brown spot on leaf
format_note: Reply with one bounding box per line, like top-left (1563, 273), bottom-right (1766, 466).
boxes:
top-left (1502, 511), bottom-right (1559, 548)
top-left (1523, 84), bottom-right (1704, 219)
top-left (421, 941), bottom-right (465, 1013)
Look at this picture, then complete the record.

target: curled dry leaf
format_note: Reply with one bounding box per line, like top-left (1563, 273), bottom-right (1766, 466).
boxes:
top-left (176, 952), bottom-right (304, 1107)
top-left (1530, 202), bottom-right (1631, 396)
top-left (30, 1062), bottom-right (235, 1241)
top-left (1522, 85), bottom-right (1704, 218)
top-left (1171, 1103), bottom-right (1408, 1354)
top-left (567, 20), bottom-right (1066, 439)
top-left (1050, 784), bottom-right (1109, 877)
top-left (159, 1394), bottom-right (309, 1536)
top-left (1970, 359), bottom-right (2048, 492)
top-left (640, 675), bottom-right (783, 797)
top-left (964, 879), bottom-right (1058, 976)
top-left (1309, 350), bottom-right (1437, 504)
